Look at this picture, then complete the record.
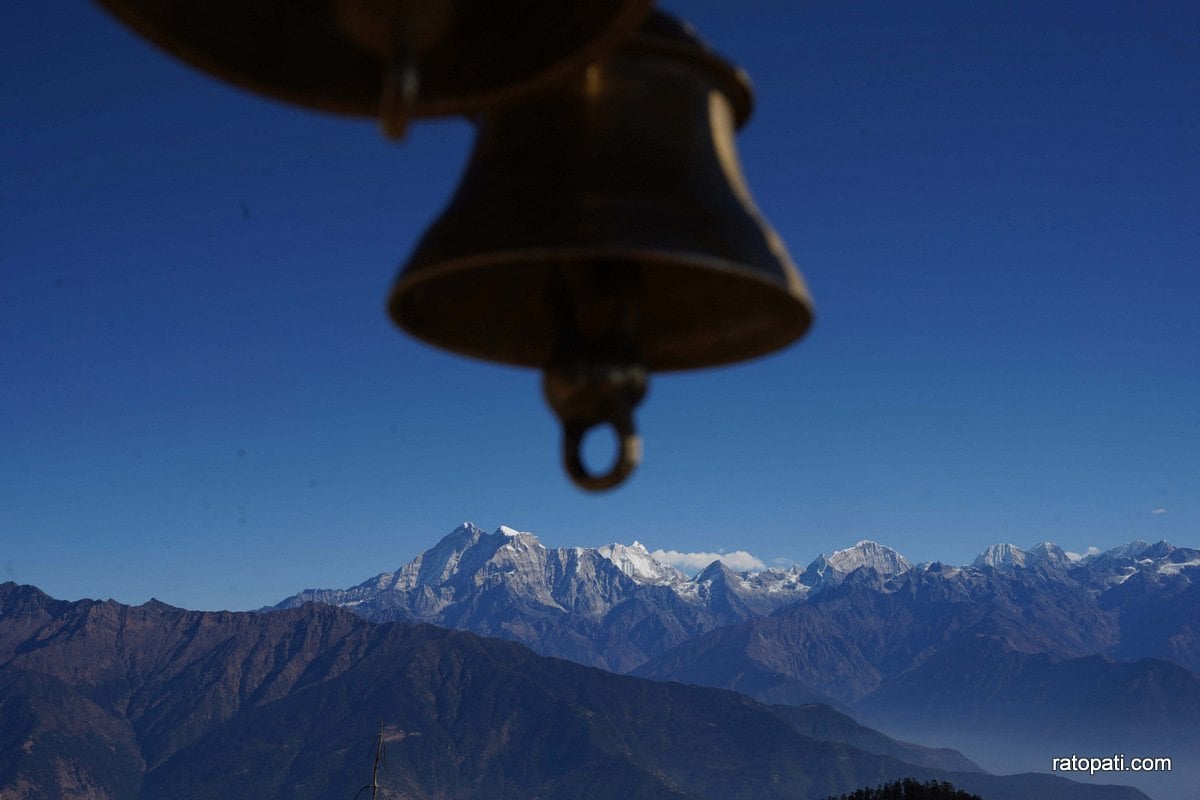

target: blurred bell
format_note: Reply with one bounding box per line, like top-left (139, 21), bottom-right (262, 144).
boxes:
top-left (95, 0), bottom-right (653, 137)
top-left (390, 11), bottom-right (814, 490)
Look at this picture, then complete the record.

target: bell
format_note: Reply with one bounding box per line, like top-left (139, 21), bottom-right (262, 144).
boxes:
top-left (95, 0), bottom-right (653, 137)
top-left (390, 12), bottom-right (814, 490)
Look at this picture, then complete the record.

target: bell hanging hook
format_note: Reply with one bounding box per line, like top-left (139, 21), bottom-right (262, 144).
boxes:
top-left (543, 362), bottom-right (647, 491)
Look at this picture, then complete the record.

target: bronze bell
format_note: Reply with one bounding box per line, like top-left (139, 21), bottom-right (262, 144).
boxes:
top-left (390, 11), bottom-right (814, 491)
top-left (95, 0), bottom-right (653, 137)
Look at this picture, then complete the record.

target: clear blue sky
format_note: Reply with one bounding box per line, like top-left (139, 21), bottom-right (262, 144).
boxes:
top-left (3, 1), bottom-right (1197, 610)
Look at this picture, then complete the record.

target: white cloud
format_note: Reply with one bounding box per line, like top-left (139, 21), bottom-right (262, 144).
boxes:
top-left (1151, 508), bottom-right (1168, 515)
top-left (651, 548), bottom-right (766, 574)
top-left (1065, 546), bottom-right (1101, 562)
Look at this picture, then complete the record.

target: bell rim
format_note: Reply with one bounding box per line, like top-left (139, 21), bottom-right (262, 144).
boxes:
top-left (388, 246), bottom-right (814, 373)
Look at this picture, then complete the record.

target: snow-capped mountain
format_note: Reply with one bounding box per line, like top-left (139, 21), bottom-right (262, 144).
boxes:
top-left (829, 540), bottom-right (913, 575)
top-left (595, 541), bottom-right (690, 586)
top-left (275, 523), bottom-right (813, 671)
top-left (970, 538), bottom-right (1200, 591)
top-left (972, 542), bottom-right (1028, 570)
top-left (801, 540), bottom-right (912, 588)
top-left (276, 524), bottom-right (1199, 681)
top-left (971, 540), bottom-right (1077, 570)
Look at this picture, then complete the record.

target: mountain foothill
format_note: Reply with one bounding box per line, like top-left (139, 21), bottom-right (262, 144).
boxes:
top-left (4, 521), bottom-right (1195, 799)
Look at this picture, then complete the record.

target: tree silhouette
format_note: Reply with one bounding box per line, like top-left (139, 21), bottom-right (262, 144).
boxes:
top-left (353, 721), bottom-right (390, 800)
top-left (826, 778), bottom-right (983, 800)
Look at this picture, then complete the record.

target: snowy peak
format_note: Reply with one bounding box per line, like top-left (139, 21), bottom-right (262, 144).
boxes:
top-left (493, 525), bottom-right (546, 552)
top-left (695, 559), bottom-right (738, 584)
top-left (971, 540), bottom-right (1157, 573)
top-left (394, 521), bottom-right (490, 589)
top-left (799, 541), bottom-right (911, 590)
top-left (973, 543), bottom-right (1027, 570)
top-left (1140, 540), bottom-right (1177, 560)
top-left (1028, 541), bottom-right (1072, 567)
top-left (971, 542), bottom-right (1071, 571)
top-left (274, 526), bottom-right (1198, 680)
top-left (496, 525), bottom-right (546, 548)
top-left (827, 541), bottom-right (912, 577)
top-left (962, 538), bottom-right (1200, 593)
top-left (596, 541), bottom-right (688, 586)
top-left (1097, 540), bottom-right (1152, 561)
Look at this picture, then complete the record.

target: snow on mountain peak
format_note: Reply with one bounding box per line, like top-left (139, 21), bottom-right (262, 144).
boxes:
top-left (492, 525), bottom-right (547, 552)
top-left (1158, 555), bottom-right (1200, 576)
top-left (973, 543), bottom-right (1028, 570)
top-left (281, 528), bottom-right (1196, 642)
top-left (826, 540), bottom-right (912, 576)
top-left (1094, 540), bottom-right (1154, 561)
top-left (1028, 541), bottom-right (1071, 566)
top-left (971, 541), bottom-right (1078, 571)
top-left (597, 542), bottom-right (688, 586)
top-left (695, 559), bottom-right (735, 581)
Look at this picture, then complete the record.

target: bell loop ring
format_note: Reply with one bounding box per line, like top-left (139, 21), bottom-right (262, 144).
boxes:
top-left (562, 413), bottom-right (643, 491)
top-left (542, 362), bottom-right (648, 491)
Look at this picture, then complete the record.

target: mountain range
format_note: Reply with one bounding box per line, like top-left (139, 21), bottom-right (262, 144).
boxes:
top-left (0, 582), bottom-right (1144, 800)
top-left (275, 523), bottom-right (903, 672)
top-left (276, 523), bottom-right (1199, 800)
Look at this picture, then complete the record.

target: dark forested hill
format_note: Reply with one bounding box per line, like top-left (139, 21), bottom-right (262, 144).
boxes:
top-left (0, 583), bottom-right (1148, 800)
